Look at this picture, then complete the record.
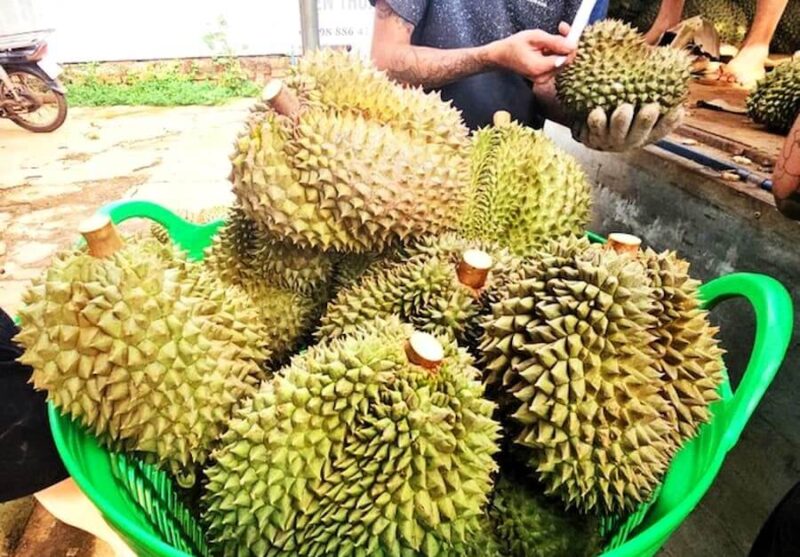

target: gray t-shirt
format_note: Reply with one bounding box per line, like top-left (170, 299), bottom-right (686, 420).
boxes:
top-left (376, 0), bottom-right (581, 130)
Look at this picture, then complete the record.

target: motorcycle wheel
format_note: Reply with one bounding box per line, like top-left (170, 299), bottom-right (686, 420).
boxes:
top-left (4, 67), bottom-right (67, 133)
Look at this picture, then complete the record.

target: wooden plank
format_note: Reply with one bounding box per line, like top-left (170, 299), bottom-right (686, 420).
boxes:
top-left (678, 82), bottom-right (785, 167)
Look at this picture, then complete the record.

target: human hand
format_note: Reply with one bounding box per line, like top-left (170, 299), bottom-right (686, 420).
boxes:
top-left (572, 103), bottom-right (685, 152)
top-left (487, 23), bottom-right (575, 81)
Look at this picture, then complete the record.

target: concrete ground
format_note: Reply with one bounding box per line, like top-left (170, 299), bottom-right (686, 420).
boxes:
top-left (0, 99), bottom-right (252, 556)
top-left (1, 99), bottom-right (251, 315)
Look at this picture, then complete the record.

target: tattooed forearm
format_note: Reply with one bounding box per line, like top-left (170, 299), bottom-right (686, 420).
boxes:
top-left (386, 46), bottom-right (491, 88)
top-left (371, 0), bottom-right (493, 88)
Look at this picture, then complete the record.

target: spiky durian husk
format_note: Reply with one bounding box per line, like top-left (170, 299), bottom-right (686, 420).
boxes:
top-left (556, 20), bottom-right (692, 120)
top-left (461, 121), bottom-right (591, 255)
top-left (150, 206), bottom-right (228, 244)
top-left (203, 317), bottom-right (500, 557)
top-left (14, 238), bottom-right (265, 486)
top-left (284, 49), bottom-right (468, 151)
top-left (318, 234), bottom-right (523, 352)
top-left (642, 249), bottom-right (725, 444)
top-left (685, 0), bottom-right (748, 45)
top-left (203, 206), bottom-right (262, 285)
top-left (489, 473), bottom-right (604, 557)
top-left (231, 51), bottom-right (470, 252)
top-left (329, 248), bottom-right (402, 296)
top-left (205, 206), bottom-right (334, 295)
top-left (245, 281), bottom-right (321, 366)
top-left (747, 59), bottom-right (800, 134)
top-left (480, 235), bottom-right (674, 514)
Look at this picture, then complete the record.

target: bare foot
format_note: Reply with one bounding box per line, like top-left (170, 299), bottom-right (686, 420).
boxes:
top-left (723, 44), bottom-right (769, 88)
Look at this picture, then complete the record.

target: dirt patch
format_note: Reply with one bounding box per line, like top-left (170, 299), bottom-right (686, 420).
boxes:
top-left (58, 152), bottom-right (92, 163)
top-left (11, 502), bottom-right (110, 557)
top-left (0, 174), bottom-right (149, 303)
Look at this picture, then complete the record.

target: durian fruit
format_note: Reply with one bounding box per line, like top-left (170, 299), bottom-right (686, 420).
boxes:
top-left (747, 58), bottom-right (800, 133)
top-left (480, 235), bottom-right (671, 514)
top-left (150, 206), bottom-right (228, 244)
top-left (203, 317), bottom-right (501, 557)
top-left (284, 49), bottom-right (468, 151)
top-left (461, 112), bottom-right (591, 255)
top-left (318, 233), bottom-right (523, 351)
top-left (480, 234), bottom-right (724, 514)
top-left (556, 20), bottom-right (693, 120)
top-left (685, 0), bottom-right (749, 45)
top-left (230, 50), bottom-right (470, 252)
top-left (243, 281), bottom-right (322, 366)
top-left (489, 473), bottom-right (603, 557)
top-left (15, 217), bottom-right (266, 486)
top-left (203, 206), bottom-right (334, 364)
top-left (641, 248), bottom-right (725, 444)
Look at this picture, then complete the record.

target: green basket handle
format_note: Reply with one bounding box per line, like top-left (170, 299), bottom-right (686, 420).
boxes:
top-left (97, 200), bottom-right (222, 260)
top-left (699, 273), bottom-right (793, 453)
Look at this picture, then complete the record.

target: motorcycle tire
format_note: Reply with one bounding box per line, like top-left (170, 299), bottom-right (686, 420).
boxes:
top-left (5, 66), bottom-right (68, 133)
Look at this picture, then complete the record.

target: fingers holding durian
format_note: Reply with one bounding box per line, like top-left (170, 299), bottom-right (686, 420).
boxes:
top-left (585, 106), bottom-right (610, 150)
top-left (650, 104), bottom-right (686, 144)
top-left (626, 102), bottom-right (661, 147)
top-left (576, 103), bottom-right (685, 152)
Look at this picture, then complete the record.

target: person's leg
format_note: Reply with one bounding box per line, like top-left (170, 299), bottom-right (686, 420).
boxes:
top-left (724, 0), bottom-right (789, 87)
top-left (644, 0), bottom-right (686, 45)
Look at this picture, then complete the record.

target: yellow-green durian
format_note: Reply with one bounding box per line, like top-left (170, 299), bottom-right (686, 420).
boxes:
top-left (556, 20), bottom-right (692, 120)
top-left (480, 235), bottom-right (673, 513)
top-left (318, 234), bottom-right (523, 351)
top-left (461, 114), bottom-right (591, 255)
top-left (202, 316), bottom-right (501, 557)
top-left (747, 58), bottom-right (800, 134)
top-left (14, 236), bottom-right (266, 486)
top-left (641, 248), bottom-right (725, 444)
top-left (479, 235), bottom-right (725, 514)
top-left (230, 50), bottom-right (470, 252)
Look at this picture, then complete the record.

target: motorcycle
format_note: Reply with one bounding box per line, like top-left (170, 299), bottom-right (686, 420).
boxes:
top-left (0, 32), bottom-right (67, 133)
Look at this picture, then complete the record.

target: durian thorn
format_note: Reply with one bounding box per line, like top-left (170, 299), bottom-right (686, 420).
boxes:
top-left (493, 110), bottom-right (512, 127)
top-left (262, 79), bottom-right (300, 119)
top-left (457, 249), bottom-right (493, 290)
top-left (608, 233), bottom-right (642, 256)
top-left (79, 215), bottom-right (124, 258)
top-left (405, 331), bottom-right (444, 372)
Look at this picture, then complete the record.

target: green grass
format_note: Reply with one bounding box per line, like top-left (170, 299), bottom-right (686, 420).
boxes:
top-left (66, 63), bottom-right (261, 107)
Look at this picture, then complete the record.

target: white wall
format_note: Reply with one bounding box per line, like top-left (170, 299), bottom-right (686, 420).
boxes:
top-left (0, 0), bottom-right (375, 63)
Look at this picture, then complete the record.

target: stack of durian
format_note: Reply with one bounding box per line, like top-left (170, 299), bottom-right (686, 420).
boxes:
top-left (15, 36), bottom-right (718, 557)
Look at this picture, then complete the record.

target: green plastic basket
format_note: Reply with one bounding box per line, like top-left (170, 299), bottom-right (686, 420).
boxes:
top-left (47, 200), bottom-right (794, 557)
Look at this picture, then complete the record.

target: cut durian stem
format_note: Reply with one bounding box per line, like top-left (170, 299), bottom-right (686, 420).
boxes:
top-left (457, 249), bottom-right (493, 290)
top-left (405, 331), bottom-right (444, 370)
top-left (78, 214), bottom-right (124, 258)
top-left (493, 110), bottom-right (512, 127)
top-left (608, 232), bottom-right (642, 255)
top-left (261, 79), bottom-right (300, 118)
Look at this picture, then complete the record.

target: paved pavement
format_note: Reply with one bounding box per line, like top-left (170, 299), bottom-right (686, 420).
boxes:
top-left (0, 99), bottom-right (252, 315)
top-left (0, 99), bottom-right (253, 556)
